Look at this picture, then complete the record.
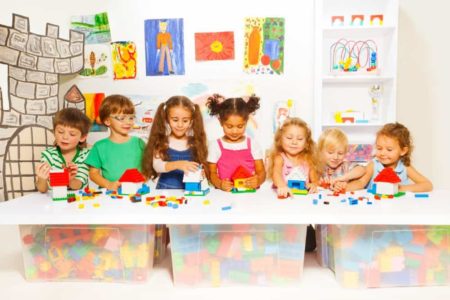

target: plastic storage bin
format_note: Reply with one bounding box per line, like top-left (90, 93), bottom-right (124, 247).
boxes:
top-left (330, 225), bottom-right (449, 288)
top-left (169, 224), bottom-right (307, 287)
top-left (315, 224), bottom-right (335, 271)
top-left (20, 224), bottom-right (155, 282)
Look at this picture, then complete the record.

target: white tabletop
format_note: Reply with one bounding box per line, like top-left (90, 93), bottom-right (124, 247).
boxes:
top-left (0, 184), bottom-right (449, 225)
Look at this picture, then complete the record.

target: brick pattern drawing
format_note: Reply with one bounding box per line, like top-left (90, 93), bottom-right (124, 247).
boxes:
top-left (0, 14), bottom-right (85, 201)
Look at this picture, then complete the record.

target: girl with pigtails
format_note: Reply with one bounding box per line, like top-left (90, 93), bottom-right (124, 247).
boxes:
top-left (206, 94), bottom-right (266, 192)
top-left (142, 95), bottom-right (208, 189)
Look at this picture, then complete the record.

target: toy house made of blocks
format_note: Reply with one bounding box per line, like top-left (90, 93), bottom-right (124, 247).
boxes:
top-left (231, 165), bottom-right (255, 193)
top-left (286, 167), bottom-right (308, 192)
top-left (49, 168), bottom-right (69, 200)
top-left (369, 167), bottom-right (401, 196)
top-left (182, 168), bottom-right (210, 196)
top-left (118, 169), bottom-right (146, 195)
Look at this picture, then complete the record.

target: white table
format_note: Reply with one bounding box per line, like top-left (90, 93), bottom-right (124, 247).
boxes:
top-left (0, 184), bottom-right (449, 225)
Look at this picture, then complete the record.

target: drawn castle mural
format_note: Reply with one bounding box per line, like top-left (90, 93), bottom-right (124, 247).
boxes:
top-left (0, 14), bottom-right (85, 201)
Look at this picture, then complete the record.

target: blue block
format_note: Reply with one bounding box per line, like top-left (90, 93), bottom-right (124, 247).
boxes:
top-left (414, 193), bottom-right (429, 198)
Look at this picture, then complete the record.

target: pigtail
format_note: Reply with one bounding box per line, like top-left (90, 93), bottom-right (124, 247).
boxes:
top-left (189, 103), bottom-right (210, 179)
top-left (206, 94), bottom-right (224, 117)
top-left (245, 95), bottom-right (261, 114)
top-left (142, 102), bottom-right (170, 179)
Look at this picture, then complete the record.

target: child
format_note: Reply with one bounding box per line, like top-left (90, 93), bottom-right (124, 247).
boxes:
top-left (142, 95), bottom-right (208, 189)
top-left (85, 94), bottom-right (145, 191)
top-left (348, 122), bottom-right (433, 192)
top-left (317, 128), bottom-right (365, 192)
top-left (268, 117), bottom-right (319, 198)
top-left (35, 108), bottom-right (91, 193)
top-left (206, 94), bottom-right (266, 191)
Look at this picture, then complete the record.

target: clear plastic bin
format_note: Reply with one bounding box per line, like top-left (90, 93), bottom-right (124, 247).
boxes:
top-left (330, 225), bottom-right (450, 288)
top-left (169, 224), bottom-right (306, 287)
top-left (20, 224), bottom-right (155, 282)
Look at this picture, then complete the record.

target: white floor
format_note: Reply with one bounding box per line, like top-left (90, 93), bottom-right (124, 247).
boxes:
top-left (0, 225), bottom-right (448, 300)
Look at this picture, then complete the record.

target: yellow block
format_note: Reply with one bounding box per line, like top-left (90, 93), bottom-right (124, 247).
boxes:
top-left (343, 271), bottom-right (359, 288)
top-left (243, 235), bottom-right (253, 251)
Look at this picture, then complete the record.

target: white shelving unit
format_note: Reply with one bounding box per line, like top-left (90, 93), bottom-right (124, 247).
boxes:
top-left (314, 0), bottom-right (399, 144)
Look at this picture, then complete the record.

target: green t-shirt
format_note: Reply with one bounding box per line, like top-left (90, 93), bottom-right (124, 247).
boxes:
top-left (85, 136), bottom-right (146, 182)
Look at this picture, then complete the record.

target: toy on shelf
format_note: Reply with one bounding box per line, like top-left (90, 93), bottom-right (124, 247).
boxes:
top-left (330, 39), bottom-right (378, 74)
top-left (118, 169), bottom-right (149, 195)
top-left (230, 166), bottom-right (256, 193)
top-left (331, 16), bottom-right (344, 26)
top-left (183, 167), bottom-right (210, 196)
top-left (370, 14), bottom-right (384, 26)
top-left (49, 168), bottom-right (73, 201)
top-left (368, 167), bottom-right (405, 198)
top-left (351, 15), bottom-right (364, 26)
top-left (368, 84), bottom-right (383, 121)
top-left (334, 110), bottom-right (368, 124)
top-left (286, 167), bottom-right (308, 195)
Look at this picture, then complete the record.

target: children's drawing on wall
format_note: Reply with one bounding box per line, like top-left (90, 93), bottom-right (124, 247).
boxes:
top-left (195, 32), bottom-right (235, 61)
top-left (144, 18), bottom-right (185, 76)
top-left (0, 14), bottom-right (85, 201)
top-left (126, 95), bottom-right (162, 140)
top-left (273, 99), bottom-right (295, 132)
top-left (71, 12), bottom-right (111, 44)
top-left (79, 44), bottom-right (111, 77)
top-left (243, 17), bottom-right (285, 75)
top-left (84, 93), bottom-right (106, 132)
top-left (346, 144), bottom-right (373, 163)
top-left (63, 85), bottom-right (86, 111)
top-left (111, 41), bottom-right (137, 80)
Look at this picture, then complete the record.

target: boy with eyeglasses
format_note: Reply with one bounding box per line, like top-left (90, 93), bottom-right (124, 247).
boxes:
top-left (85, 94), bottom-right (145, 191)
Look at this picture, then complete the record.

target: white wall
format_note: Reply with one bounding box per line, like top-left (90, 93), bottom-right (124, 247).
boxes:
top-left (1, 0), bottom-right (449, 189)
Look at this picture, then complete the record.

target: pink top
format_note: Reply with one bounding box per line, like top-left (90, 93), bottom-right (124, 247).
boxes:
top-left (216, 138), bottom-right (255, 180)
top-left (281, 153), bottom-right (310, 183)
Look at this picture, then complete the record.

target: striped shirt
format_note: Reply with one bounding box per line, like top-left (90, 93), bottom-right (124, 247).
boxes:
top-left (40, 147), bottom-right (90, 188)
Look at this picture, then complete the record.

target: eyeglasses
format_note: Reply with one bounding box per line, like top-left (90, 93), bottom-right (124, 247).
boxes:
top-left (110, 115), bottom-right (136, 122)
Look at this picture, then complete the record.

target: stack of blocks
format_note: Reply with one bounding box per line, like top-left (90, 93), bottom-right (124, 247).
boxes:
top-left (329, 225), bottom-right (449, 288)
top-left (169, 224), bottom-right (307, 287)
top-left (20, 225), bottom-right (155, 282)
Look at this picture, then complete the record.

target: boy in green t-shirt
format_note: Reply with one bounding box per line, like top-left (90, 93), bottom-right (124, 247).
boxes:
top-left (85, 95), bottom-right (145, 191)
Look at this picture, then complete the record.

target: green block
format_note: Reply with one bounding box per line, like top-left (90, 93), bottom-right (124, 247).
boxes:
top-left (291, 189), bottom-right (308, 195)
top-left (228, 270), bottom-right (250, 282)
top-left (231, 188), bottom-right (256, 194)
top-left (434, 270), bottom-right (447, 284)
top-left (394, 192), bottom-right (406, 197)
top-left (205, 238), bottom-right (220, 254)
top-left (264, 231), bottom-right (279, 243)
top-left (405, 258), bottom-right (421, 268)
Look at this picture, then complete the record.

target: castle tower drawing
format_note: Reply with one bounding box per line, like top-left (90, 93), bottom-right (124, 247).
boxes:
top-left (0, 14), bottom-right (85, 201)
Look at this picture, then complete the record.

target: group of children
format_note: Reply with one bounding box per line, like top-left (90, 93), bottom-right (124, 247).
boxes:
top-left (36, 94), bottom-right (433, 197)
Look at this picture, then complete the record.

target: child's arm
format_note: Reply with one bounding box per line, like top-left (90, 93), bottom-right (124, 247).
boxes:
top-left (89, 167), bottom-right (121, 192)
top-left (154, 157), bottom-right (199, 174)
top-left (67, 163), bottom-right (83, 190)
top-left (245, 160), bottom-right (266, 189)
top-left (35, 162), bottom-right (51, 193)
top-left (400, 166), bottom-right (433, 192)
top-left (307, 168), bottom-right (319, 193)
top-left (272, 155), bottom-right (290, 197)
top-left (346, 161), bottom-right (374, 191)
top-left (332, 164), bottom-right (366, 192)
top-left (208, 162), bottom-right (233, 192)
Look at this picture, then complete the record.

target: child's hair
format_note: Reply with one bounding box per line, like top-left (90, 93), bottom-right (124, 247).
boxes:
top-left (317, 128), bottom-right (349, 153)
top-left (53, 108), bottom-right (91, 148)
top-left (142, 95), bottom-right (208, 179)
top-left (99, 94), bottom-right (135, 124)
top-left (377, 122), bottom-right (413, 166)
top-left (206, 94), bottom-right (260, 122)
top-left (268, 117), bottom-right (319, 178)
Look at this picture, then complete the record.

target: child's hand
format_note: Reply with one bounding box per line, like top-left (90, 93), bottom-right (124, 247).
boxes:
top-left (66, 163), bottom-right (78, 179)
top-left (307, 182), bottom-right (318, 194)
top-left (331, 180), bottom-right (347, 193)
top-left (179, 161), bottom-right (200, 173)
top-left (35, 162), bottom-right (51, 180)
top-left (220, 179), bottom-right (234, 192)
top-left (106, 181), bottom-right (121, 192)
top-left (277, 186), bottom-right (291, 198)
top-left (244, 175), bottom-right (259, 189)
top-left (319, 177), bottom-right (331, 189)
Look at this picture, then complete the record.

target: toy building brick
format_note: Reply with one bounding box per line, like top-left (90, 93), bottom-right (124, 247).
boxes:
top-left (118, 169), bottom-right (147, 195)
top-left (230, 166), bottom-right (255, 193)
top-left (286, 167), bottom-right (307, 189)
top-left (183, 168), bottom-right (210, 196)
top-left (370, 167), bottom-right (401, 195)
top-left (49, 168), bottom-right (69, 200)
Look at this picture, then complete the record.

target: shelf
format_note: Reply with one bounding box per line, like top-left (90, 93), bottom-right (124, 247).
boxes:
top-left (323, 26), bottom-right (395, 38)
top-left (322, 123), bottom-right (383, 128)
top-left (322, 75), bottom-right (394, 84)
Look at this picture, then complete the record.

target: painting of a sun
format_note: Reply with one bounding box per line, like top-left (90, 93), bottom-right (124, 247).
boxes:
top-left (195, 31), bottom-right (234, 61)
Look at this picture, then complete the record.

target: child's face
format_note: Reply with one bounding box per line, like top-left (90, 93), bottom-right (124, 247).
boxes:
top-left (281, 125), bottom-right (307, 156)
top-left (105, 112), bottom-right (135, 136)
top-left (54, 125), bottom-right (85, 153)
top-left (221, 115), bottom-right (247, 142)
top-left (322, 144), bottom-right (346, 169)
top-left (375, 134), bottom-right (408, 168)
top-left (168, 106), bottom-right (192, 138)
